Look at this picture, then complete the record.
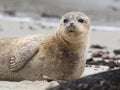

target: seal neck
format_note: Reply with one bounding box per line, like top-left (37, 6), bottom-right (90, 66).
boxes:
top-left (53, 31), bottom-right (89, 50)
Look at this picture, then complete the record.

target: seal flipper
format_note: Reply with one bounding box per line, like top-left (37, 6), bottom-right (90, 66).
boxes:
top-left (9, 41), bottom-right (39, 71)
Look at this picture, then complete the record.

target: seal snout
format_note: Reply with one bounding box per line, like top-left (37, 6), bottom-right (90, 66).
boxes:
top-left (66, 22), bottom-right (76, 32)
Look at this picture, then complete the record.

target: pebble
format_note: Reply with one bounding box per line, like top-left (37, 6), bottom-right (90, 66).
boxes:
top-left (90, 45), bottom-right (106, 49)
top-left (91, 51), bottom-right (109, 58)
top-left (102, 54), bottom-right (120, 60)
top-left (113, 49), bottom-right (120, 55)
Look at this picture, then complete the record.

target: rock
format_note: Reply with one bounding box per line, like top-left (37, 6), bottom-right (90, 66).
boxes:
top-left (41, 13), bottom-right (59, 18)
top-left (90, 45), bottom-right (106, 49)
top-left (102, 54), bottom-right (120, 60)
top-left (3, 9), bottom-right (16, 16)
top-left (107, 61), bottom-right (117, 69)
top-left (92, 51), bottom-right (107, 58)
top-left (48, 69), bottom-right (120, 90)
top-left (86, 58), bottom-right (94, 62)
top-left (86, 58), bottom-right (107, 66)
top-left (113, 49), bottom-right (120, 55)
top-left (87, 56), bottom-right (120, 69)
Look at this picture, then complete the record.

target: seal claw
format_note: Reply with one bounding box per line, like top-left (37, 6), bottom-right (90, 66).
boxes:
top-left (9, 57), bottom-right (17, 71)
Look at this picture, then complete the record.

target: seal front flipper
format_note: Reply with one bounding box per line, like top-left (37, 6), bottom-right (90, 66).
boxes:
top-left (9, 41), bottom-right (39, 71)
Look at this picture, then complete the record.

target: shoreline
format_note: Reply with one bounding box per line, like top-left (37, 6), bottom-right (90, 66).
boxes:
top-left (0, 14), bottom-right (120, 31)
top-left (0, 15), bottom-right (120, 49)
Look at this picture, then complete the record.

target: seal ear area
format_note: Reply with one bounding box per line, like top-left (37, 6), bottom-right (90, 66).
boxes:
top-left (82, 18), bottom-right (91, 31)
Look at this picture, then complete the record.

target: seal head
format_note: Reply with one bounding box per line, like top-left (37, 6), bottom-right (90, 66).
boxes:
top-left (57, 11), bottom-right (90, 44)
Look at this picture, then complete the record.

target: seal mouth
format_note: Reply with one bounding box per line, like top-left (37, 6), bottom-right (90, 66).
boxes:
top-left (69, 30), bottom-right (74, 32)
top-left (66, 26), bottom-right (76, 32)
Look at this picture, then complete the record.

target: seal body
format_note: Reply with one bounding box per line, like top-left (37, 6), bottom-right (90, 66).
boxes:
top-left (0, 11), bottom-right (90, 81)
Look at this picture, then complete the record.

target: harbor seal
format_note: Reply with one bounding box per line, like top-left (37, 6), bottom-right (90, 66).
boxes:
top-left (0, 11), bottom-right (90, 81)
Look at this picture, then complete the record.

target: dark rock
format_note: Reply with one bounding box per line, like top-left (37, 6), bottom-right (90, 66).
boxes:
top-left (41, 12), bottom-right (60, 18)
top-left (86, 58), bottom-right (105, 65)
top-left (86, 58), bottom-right (94, 62)
top-left (102, 54), bottom-right (120, 60)
top-left (87, 57), bottom-right (120, 69)
top-left (107, 61), bottom-right (117, 69)
top-left (3, 9), bottom-right (16, 16)
top-left (113, 49), bottom-right (120, 55)
top-left (90, 45), bottom-right (106, 49)
top-left (92, 51), bottom-right (106, 58)
top-left (86, 58), bottom-right (95, 65)
top-left (48, 69), bottom-right (120, 90)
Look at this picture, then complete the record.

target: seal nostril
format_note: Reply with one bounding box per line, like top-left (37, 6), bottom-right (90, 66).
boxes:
top-left (70, 23), bottom-right (74, 26)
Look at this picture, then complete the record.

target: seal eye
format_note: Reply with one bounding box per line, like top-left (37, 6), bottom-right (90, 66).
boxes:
top-left (63, 19), bottom-right (69, 23)
top-left (78, 19), bottom-right (84, 23)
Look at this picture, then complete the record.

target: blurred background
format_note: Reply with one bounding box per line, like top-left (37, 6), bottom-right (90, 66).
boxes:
top-left (0, 0), bottom-right (120, 26)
